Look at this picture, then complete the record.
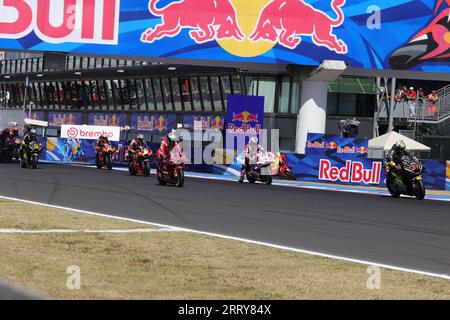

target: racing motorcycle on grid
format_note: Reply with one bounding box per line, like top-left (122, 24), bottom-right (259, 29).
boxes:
top-left (95, 145), bottom-right (116, 170)
top-left (385, 155), bottom-right (426, 200)
top-left (157, 147), bottom-right (187, 187)
top-left (242, 150), bottom-right (275, 185)
top-left (128, 146), bottom-right (153, 176)
top-left (12, 137), bottom-right (22, 161)
top-left (20, 142), bottom-right (43, 169)
top-left (0, 136), bottom-right (14, 162)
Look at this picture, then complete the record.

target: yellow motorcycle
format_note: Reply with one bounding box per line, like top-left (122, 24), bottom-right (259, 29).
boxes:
top-left (20, 142), bottom-right (43, 169)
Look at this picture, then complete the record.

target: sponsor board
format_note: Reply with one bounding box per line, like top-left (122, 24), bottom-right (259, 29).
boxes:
top-left (60, 125), bottom-right (121, 141)
top-left (318, 159), bottom-right (382, 185)
top-left (1, 1), bottom-right (450, 72)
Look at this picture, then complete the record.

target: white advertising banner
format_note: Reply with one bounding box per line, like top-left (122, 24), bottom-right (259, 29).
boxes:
top-left (61, 125), bottom-right (121, 142)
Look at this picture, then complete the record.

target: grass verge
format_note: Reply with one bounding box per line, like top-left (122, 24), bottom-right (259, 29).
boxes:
top-left (0, 200), bottom-right (448, 299)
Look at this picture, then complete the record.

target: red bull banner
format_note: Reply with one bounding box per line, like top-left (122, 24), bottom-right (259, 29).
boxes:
top-left (226, 94), bottom-right (264, 135)
top-left (48, 112), bottom-right (82, 127)
top-left (306, 133), bottom-right (368, 159)
top-left (130, 113), bottom-right (176, 134)
top-left (88, 112), bottom-right (127, 127)
top-left (2, 1), bottom-right (450, 72)
top-left (183, 114), bottom-right (225, 131)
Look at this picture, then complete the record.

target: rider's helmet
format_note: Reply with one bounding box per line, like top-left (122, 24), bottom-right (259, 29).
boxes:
top-left (167, 131), bottom-right (177, 148)
top-left (393, 140), bottom-right (406, 153)
top-left (30, 128), bottom-right (37, 138)
top-left (136, 133), bottom-right (145, 144)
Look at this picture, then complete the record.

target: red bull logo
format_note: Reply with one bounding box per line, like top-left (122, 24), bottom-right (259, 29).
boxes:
top-left (232, 111), bottom-right (259, 124)
top-left (319, 159), bottom-right (382, 185)
top-left (141, 0), bottom-right (244, 44)
top-left (141, 0), bottom-right (347, 55)
top-left (327, 141), bottom-right (337, 149)
top-left (249, 0), bottom-right (347, 53)
top-left (154, 115), bottom-right (168, 133)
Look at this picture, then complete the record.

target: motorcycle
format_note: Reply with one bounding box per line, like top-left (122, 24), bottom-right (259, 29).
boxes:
top-left (0, 137), bottom-right (14, 162)
top-left (95, 145), bottom-right (116, 170)
top-left (128, 146), bottom-right (153, 176)
top-left (157, 147), bottom-right (187, 187)
top-left (20, 142), bottom-right (43, 169)
top-left (385, 155), bottom-right (426, 200)
top-left (241, 151), bottom-right (274, 185)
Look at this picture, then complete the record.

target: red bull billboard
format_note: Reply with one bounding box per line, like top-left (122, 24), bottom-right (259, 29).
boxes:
top-left (130, 113), bottom-right (176, 134)
top-left (2, 1), bottom-right (450, 72)
top-left (226, 94), bottom-right (264, 135)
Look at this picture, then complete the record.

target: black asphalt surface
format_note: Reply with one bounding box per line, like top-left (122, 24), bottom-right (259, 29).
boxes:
top-left (0, 163), bottom-right (449, 277)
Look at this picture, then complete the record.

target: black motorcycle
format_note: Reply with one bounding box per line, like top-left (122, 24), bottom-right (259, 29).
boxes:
top-left (385, 155), bottom-right (425, 200)
top-left (0, 137), bottom-right (14, 162)
top-left (20, 142), bottom-right (43, 169)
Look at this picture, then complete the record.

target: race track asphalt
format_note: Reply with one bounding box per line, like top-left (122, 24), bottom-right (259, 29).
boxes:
top-left (0, 163), bottom-right (449, 277)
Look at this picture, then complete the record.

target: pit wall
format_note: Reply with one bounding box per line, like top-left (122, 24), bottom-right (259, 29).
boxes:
top-left (41, 137), bottom-right (449, 191)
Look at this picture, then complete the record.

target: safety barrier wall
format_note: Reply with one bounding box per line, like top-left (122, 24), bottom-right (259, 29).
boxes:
top-left (42, 137), bottom-right (449, 191)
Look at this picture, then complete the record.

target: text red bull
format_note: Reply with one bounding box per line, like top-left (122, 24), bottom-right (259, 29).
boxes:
top-left (319, 159), bottom-right (382, 184)
top-left (249, 0), bottom-right (347, 53)
top-left (141, 0), bottom-right (245, 44)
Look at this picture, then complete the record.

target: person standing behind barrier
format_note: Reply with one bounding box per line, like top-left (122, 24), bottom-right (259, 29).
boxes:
top-left (406, 87), bottom-right (417, 117)
top-left (427, 90), bottom-right (439, 116)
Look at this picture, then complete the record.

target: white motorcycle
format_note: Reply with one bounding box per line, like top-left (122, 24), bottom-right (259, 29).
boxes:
top-left (242, 151), bottom-right (274, 185)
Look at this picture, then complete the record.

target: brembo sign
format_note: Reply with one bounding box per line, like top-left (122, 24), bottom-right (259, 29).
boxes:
top-left (61, 125), bottom-right (121, 141)
top-left (0, 0), bottom-right (120, 44)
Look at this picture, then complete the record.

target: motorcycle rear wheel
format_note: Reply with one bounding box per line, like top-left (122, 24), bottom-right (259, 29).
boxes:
top-left (387, 180), bottom-right (401, 198)
top-left (263, 175), bottom-right (273, 185)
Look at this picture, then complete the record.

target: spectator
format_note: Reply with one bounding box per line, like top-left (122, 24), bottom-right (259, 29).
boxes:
top-left (427, 90), bottom-right (439, 116)
top-left (406, 87), bottom-right (417, 117)
top-left (418, 88), bottom-right (425, 103)
top-left (394, 89), bottom-right (402, 102)
top-left (401, 86), bottom-right (408, 101)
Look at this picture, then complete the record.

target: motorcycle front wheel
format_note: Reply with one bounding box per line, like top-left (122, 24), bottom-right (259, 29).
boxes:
top-left (143, 161), bottom-right (150, 177)
top-left (175, 168), bottom-right (184, 187)
top-left (106, 155), bottom-right (113, 170)
top-left (246, 172), bottom-right (256, 184)
top-left (414, 180), bottom-right (425, 200)
top-left (31, 155), bottom-right (38, 169)
top-left (128, 163), bottom-right (137, 176)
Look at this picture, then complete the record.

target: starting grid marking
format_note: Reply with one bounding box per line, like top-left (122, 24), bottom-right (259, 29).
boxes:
top-left (0, 228), bottom-right (181, 234)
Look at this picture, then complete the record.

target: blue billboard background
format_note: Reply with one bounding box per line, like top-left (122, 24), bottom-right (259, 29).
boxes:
top-left (2, 0), bottom-right (450, 72)
top-left (88, 113), bottom-right (127, 127)
top-left (48, 112), bottom-right (83, 127)
top-left (130, 113), bottom-right (176, 134)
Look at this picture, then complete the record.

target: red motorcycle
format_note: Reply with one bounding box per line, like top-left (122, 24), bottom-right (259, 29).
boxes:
top-left (157, 147), bottom-right (187, 187)
top-left (128, 146), bottom-right (153, 176)
top-left (95, 145), bottom-right (116, 170)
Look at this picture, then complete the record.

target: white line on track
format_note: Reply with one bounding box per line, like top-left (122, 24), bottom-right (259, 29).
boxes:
top-left (0, 228), bottom-right (179, 234)
top-left (1, 195), bottom-right (449, 281)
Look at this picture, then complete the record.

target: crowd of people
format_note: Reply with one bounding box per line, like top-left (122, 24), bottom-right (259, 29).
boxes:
top-left (392, 86), bottom-right (439, 117)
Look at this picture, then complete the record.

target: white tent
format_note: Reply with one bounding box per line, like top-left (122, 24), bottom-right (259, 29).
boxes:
top-left (368, 131), bottom-right (431, 152)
